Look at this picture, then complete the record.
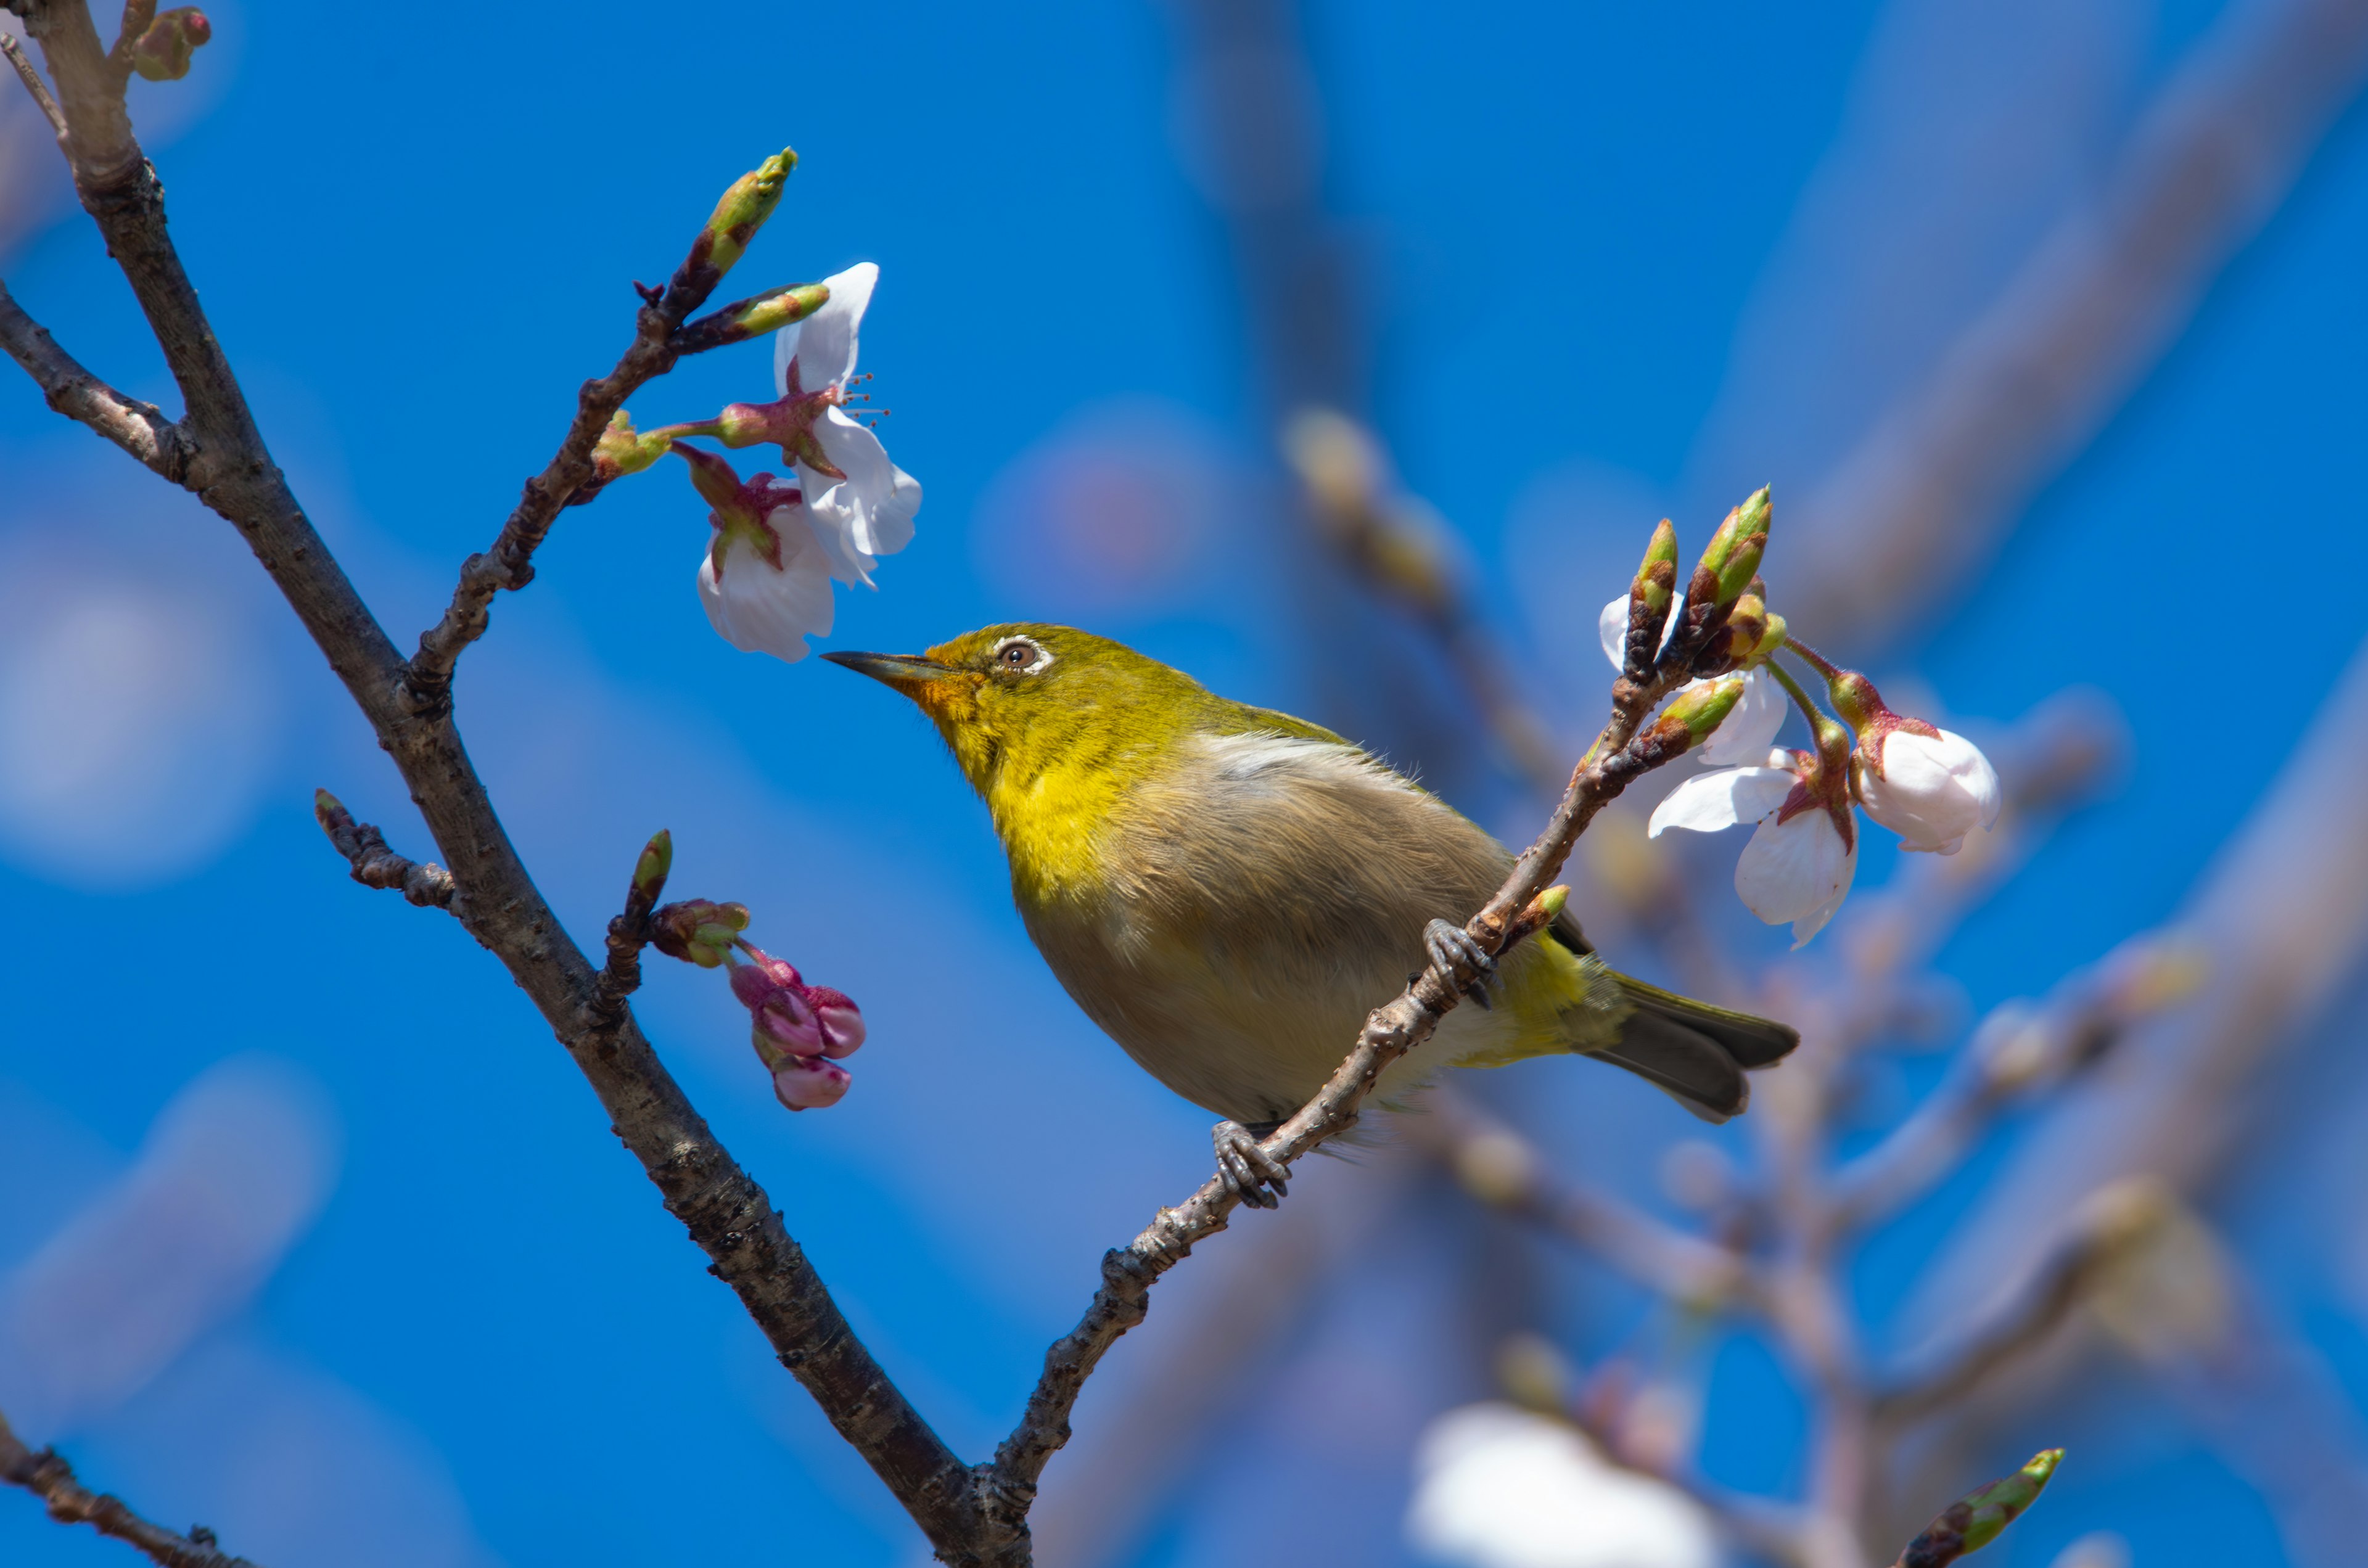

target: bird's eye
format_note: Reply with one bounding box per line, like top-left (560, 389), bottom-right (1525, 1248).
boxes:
top-left (991, 636), bottom-right (1052, 675)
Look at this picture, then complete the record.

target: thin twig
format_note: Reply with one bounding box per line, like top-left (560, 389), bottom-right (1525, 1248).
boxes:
top-left (104, 1), bottom-right (157, 80)
top-left (588, 831), bottom-right (669, 1031)
top-left (311, 790), bottom-right (455, 909)
top-left (0, 281), bottom-right (194, 477)
top-left (2, 1408), bottom-right (260, 1568)
top-left (1, 30), bottom-right (67, 136)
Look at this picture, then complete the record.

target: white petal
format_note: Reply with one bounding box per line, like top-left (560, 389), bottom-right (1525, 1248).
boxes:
top-left (795, 493), bottom-right (875, 588)
top-left (810, 408), bottom-right (917, 557)
top-left (1858, 728), bottom-right (2002, 853)
top-left (780, 261), bottom-right (877, 395)
top-left (772, 321), bottom-right (799, 398)
top-left (1734, 810), bottom-right (1857, 945)
top-left (1698, 667), bottom-right (1786, 766)
top-left (1648, 766), bottom-right (1797, 837)
top-left (696, 517), bottom-right (836, 663)
top-left (1598, 594), bottom-right (1629, 671)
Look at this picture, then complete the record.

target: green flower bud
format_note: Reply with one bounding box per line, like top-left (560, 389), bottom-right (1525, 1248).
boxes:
top-left (1621, 518), bottom-right (1680, 676)
top-left (130, 7), bottom-right (212, 81)
top-left (632, 829), bottom-right (673, 899)
top-left (591, 411), bottom-right (682, 482)
top-left (733, 282), bottom-right (829, 337)
top-left (1634, 517), bottom-right (1679, 614)
top-left (1663, 677), bottom-right (1746, 742)
top-left (697, 149), bottom-right (796, 279)
top-left (1696, 485), bottom-right (1772, 609)
top-left (1896, 1450), bottom-right (2062, 1567)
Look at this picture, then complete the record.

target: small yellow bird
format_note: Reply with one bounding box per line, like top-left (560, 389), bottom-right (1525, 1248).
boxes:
top-left (826, 625), bottom-right (1797, 1204)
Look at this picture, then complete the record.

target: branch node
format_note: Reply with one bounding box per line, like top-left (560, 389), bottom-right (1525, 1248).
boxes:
top-left (311, 789), bottom-right (455, 909)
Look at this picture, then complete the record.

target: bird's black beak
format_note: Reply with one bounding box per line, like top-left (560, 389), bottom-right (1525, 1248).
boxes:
top-left (821, 650), bottom-right (955, 699)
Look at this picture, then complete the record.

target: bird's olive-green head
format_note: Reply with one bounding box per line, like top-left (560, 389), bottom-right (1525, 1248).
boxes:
top-left (823, 625), bottom-right (1244, 800)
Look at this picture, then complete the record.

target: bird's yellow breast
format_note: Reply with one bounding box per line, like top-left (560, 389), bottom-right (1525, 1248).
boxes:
top-left (995, 729), bottom-right (1598, 1124)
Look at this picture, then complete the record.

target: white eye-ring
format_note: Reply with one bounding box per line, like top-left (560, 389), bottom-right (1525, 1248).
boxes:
top-left (991, 635), bottom-right (1056, 675)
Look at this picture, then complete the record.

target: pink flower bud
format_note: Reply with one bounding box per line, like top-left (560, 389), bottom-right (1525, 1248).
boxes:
top-left (752, 993), bottom-right (823, 1061)
top-left (774, 1056), bottom-right (852, 1111)
top-left (728, 950), bottom-right (802, 1005)
top-left (724, 946), bottom-right (863, 1107)
top-left (803, 985), bottom-right (865, 1058)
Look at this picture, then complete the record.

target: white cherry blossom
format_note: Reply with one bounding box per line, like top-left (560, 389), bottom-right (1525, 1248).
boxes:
top-left (675, 446), bottom-right (836, 664)
top-left (1650, 747), bottom-right (1857, 947)
top-left (772, 262), bottom-right (921, 585)
top-left (1598, 594), bottom-right (1783, 765)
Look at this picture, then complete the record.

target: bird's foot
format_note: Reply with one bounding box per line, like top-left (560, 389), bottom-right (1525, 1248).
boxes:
top-left (1424, 917), bottom-right (1496, 1009)
top-left (1212, 1120), bottom-right (1290, 1209)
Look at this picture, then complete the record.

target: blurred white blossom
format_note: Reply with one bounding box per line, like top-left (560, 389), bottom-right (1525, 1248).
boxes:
top-left (1406, 1404), bottom-right (1716, 1568)
top-left (0, 543), bottom-right (278, 887)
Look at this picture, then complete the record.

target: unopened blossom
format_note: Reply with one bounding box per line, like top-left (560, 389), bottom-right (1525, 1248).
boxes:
top-left (728, 947), bottom-right (866, 1112)
top-left (1819, 666), bottom-right (2002, 855)
top-left (1598, 594), bottom-right (1783, 766)
top-left (1650, 731), bottom-right (1858, 948)
top-left (672, 443), bottom-right (836, 663)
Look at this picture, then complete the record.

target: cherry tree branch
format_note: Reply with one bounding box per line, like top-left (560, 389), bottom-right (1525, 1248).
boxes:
top-left (2, 1410), bottom-right (261, 1568)
top-left (1, 12), bottom-right (997, 1561)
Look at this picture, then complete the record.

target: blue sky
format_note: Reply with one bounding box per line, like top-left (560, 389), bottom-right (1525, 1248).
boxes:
top-left (5, 1), bottom-right (2368, 1564)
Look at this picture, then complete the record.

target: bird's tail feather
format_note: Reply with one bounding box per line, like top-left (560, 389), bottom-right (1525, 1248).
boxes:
top-left (1592, 972), bottom-right (1801, 1123)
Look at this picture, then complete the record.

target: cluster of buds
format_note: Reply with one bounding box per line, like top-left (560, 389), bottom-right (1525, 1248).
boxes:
top-left (727, 948), bottom-right (866, 1110)
top-left (650, 897), bottom-right (750, 967)
top-left (581, 154), bottom-right (921, 665)
top-left (641, 885), bottom-right (867, 1110)
top-left (1599, 490), bottom-right (2002, 946)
